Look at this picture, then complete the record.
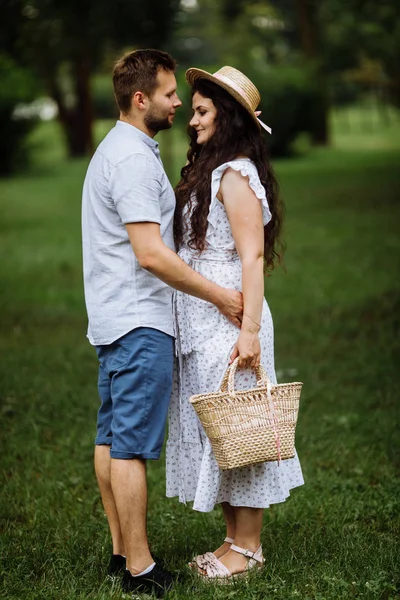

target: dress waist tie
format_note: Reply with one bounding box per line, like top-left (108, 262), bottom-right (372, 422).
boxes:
top-left (178, 246), bottom-right (240, 264)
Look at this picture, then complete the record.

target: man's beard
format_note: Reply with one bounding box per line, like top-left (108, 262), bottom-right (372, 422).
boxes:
top-left (144, 110), bottom-right (172, 134)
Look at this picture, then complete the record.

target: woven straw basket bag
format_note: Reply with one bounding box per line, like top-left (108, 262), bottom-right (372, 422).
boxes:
top-left (190, 358), bottom-right (302, 470)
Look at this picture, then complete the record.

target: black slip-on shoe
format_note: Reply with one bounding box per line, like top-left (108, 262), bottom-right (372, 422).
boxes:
top-left (122, 563), bottom-right (174, 598)
top-left (108, 554), bottom-right (126, 577)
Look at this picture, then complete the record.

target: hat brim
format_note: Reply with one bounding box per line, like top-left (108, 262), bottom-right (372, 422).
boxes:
top-left (185, 67), bottom-right (260, 129)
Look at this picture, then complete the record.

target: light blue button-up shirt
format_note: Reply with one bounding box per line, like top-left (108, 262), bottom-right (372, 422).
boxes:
top-left (82, 121), bottom-right (176, 345)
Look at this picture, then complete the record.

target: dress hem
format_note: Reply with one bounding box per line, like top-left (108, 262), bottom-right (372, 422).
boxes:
top-left (166, 481), bottom-right (304, 513)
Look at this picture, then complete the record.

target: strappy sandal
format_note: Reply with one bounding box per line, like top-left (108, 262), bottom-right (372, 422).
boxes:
top-left (189, 537), bottom-right (234, 570)
top-left (196, 543), bottom-right (264, 583)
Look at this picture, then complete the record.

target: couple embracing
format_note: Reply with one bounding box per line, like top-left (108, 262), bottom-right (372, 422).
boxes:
top-left (81, 48), bottom-right (303, 597)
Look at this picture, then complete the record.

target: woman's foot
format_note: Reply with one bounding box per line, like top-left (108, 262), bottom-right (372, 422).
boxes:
top-left (211, 538), bottom-right (234, 560)
top-left (196, 544), bottom-right (264, 581)
top-left (217, 546), bottom-right (257, 575)
top-left (191, 537), bottom-right (234, 570)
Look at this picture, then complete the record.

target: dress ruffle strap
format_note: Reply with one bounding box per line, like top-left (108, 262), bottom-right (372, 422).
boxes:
top-left (207, 159), bottom-right (272, 247)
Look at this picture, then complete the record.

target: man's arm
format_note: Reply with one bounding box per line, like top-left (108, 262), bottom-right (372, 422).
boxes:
top-left (126, 222), bottom-right (243, 328)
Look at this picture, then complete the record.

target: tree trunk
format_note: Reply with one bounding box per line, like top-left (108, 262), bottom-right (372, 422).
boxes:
top-left (312, 77), bottom-right (329, 145)
top-left (72, 53), bottom-right (94, 156)
top-left (294, 0), bottom-right (329, 145)
top-left (295, 0), bottom-right (317, 58)
top-left (45, 55), bottom-right (94, 158)
top-left (58, 111), bottom-right (89, 157)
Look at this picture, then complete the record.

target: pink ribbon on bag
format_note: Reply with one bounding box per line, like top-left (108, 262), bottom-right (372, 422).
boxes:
top-left (266, 381), bottom-right (281, 465)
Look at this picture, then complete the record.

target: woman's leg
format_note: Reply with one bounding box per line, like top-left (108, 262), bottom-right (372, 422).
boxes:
top-left (222, 502), bottom-right (236, 539)
top-left (218, 506), bottom-right (263, 574)
top-left (211, 502), bottom-right (236, 558)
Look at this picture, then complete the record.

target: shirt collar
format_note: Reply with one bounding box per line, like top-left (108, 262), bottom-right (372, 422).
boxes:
top-left (115, 120), bottom-right (159, 153)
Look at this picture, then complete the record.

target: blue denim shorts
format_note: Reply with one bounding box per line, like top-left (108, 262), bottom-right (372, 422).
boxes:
top-left (95, 327), bottom-right (174, 460)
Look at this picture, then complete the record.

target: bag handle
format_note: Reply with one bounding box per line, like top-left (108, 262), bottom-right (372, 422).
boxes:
top-left (220, 357), bottom-right (271, 395)
top-left (220, 357), bottom-right (282, 464)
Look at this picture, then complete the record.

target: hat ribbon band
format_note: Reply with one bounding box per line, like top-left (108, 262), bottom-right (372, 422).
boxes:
top-left (257, 118), bottom-right (272, 135)
top-left (254, 110), bottom-right (272, 134)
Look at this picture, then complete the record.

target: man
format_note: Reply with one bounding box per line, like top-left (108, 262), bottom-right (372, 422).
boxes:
top-left (81, 49), bottom-right (243, 597)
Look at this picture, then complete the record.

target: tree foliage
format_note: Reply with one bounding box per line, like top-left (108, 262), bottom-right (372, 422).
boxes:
top-left (0, 0), bottom-right (181, 156)
top-left (218, 0), bottom-right (400, 143)
top-left (0, 53), bottom-right (38, 174)
top-left (220, 0), bottom-right (399, 75)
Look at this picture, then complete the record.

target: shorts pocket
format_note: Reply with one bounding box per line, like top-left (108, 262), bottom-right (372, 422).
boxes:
top-left (96, 338), bottom-right (130, 374)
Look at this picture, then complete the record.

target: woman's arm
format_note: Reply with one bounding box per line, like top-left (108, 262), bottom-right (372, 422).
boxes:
top-left (219, 167), bottom-right (265, 369)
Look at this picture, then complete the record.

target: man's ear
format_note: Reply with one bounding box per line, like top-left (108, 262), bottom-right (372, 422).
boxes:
top-left (132, 91), bottom-right (148, 111)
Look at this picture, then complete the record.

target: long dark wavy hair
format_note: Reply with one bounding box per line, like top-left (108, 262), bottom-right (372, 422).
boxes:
top-left (174, 78), bottom-right (284, 272)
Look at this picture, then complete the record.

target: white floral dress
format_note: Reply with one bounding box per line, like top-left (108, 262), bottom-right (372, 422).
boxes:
top-left (166, 158), bottom-right (304, 513)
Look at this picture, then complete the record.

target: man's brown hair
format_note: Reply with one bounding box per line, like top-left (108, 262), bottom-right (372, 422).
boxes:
top-left (113, 49), bottom-right (177, 114)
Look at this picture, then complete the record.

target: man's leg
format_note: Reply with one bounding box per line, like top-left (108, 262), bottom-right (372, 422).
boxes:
top-left (94, 355), bottom-right (125, 567)
top-left (111, 458), bottom-right (153, 574)
top-left (108, 328), bottom-right (174, 579)
top-left (94, 444), bottom-right (124, 556)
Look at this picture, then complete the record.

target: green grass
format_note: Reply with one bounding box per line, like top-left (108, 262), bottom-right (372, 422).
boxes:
top-left (1, 111), bottom-right (400, 599)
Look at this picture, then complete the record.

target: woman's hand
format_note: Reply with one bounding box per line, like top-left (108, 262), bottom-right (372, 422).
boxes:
top-left (229, 325), bottom-right (261, 369)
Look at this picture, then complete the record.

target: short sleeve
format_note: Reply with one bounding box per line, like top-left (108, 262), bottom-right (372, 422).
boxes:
top-left (109, 153), bottom-right (162, 225)
top-left (208, 159), bottom-right (272, 241)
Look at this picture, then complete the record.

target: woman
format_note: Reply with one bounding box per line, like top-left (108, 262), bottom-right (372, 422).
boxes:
top-left (166, 66), bottom-right (304, 581)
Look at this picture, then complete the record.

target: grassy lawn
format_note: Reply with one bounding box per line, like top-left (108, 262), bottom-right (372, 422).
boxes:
top-left (0, 112), bottom-right (399, 599)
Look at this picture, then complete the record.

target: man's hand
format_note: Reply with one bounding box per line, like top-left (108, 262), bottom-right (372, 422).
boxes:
top-left (215, 288), bottom-right (243, 328)
top-left (125, 223), bottom-right (244, 318)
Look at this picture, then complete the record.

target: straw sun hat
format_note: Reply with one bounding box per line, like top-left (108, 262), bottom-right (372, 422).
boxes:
top-left (185, 65), bottom-right (271, 134)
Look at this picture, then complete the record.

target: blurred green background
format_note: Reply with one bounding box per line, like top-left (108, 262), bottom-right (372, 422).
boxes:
top-left (1, 0), bottom-right (400, 172)
top-left (1, 1), bottom-right (399, 599)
